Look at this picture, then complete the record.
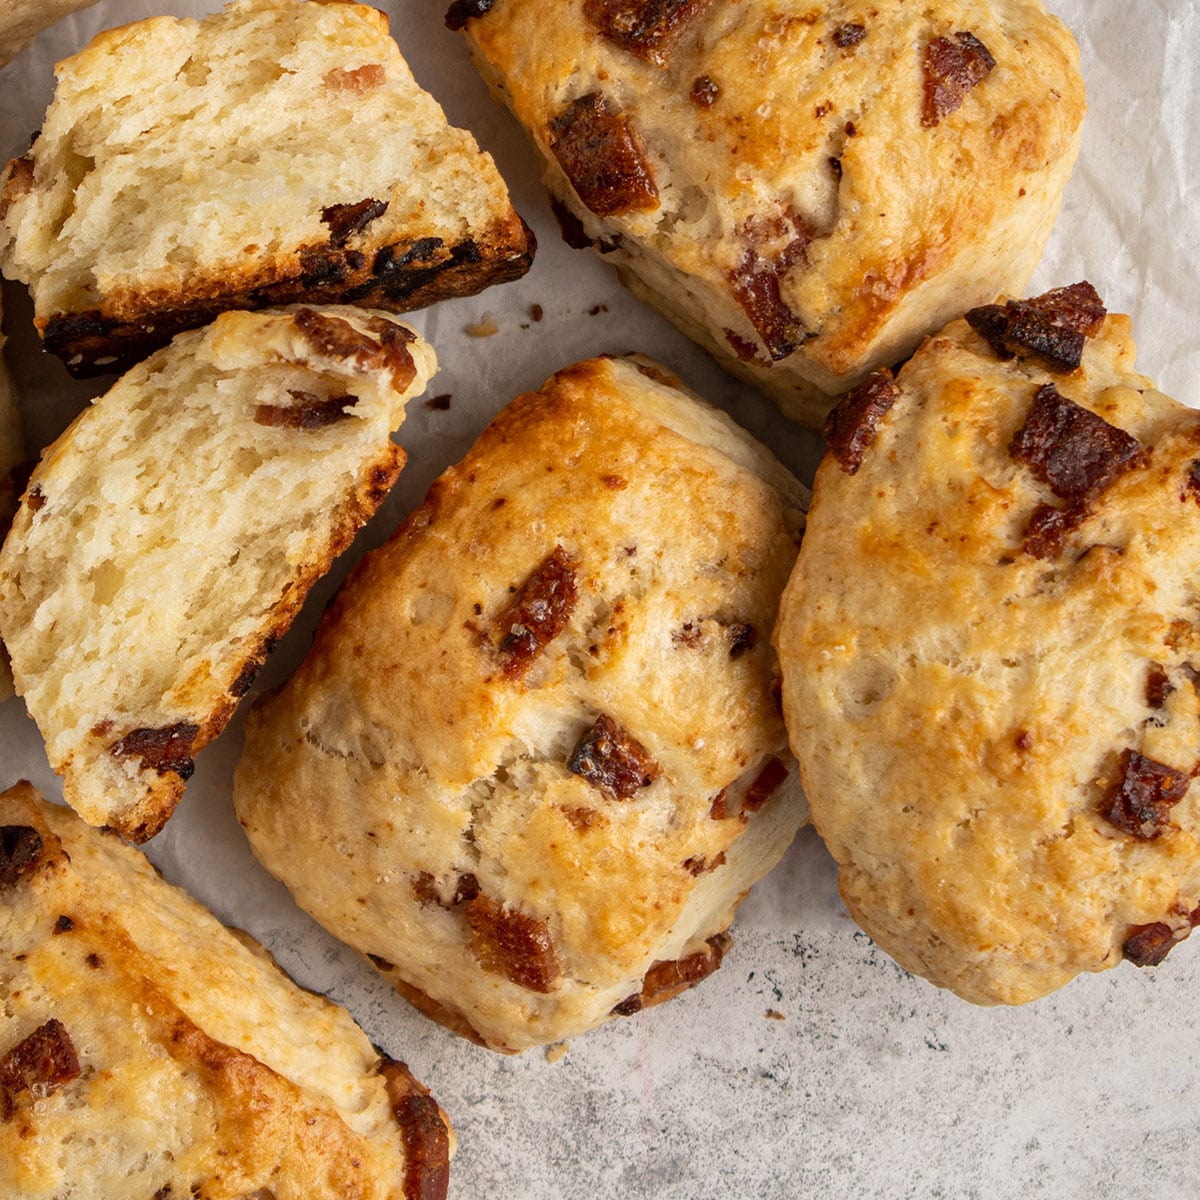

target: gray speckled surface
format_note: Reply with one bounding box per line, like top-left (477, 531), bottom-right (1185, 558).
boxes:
top-left (2, 2), bottom-right (1199, 1197)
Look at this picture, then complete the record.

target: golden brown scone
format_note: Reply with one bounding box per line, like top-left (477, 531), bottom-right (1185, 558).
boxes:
top-left (235, 354), bottom-right (809, 1052)
top-left (775, 282), bottom-right (1200, 1005)
top-left (0, 780), bottom-right (452, 1200)
top-left (0, 293), bottom-right (20, 701)
top-left (0, 0), bottom-right (99, 67)
top-left (0, 306), bottom-right (437, 842)
top-left (0, 0), bottom-right (533, 377)
top-left (449, 0), bottom-right (1084, 427)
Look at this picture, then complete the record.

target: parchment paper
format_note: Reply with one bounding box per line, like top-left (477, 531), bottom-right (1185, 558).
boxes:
top-left (1, 4), bottom-right (1198, 1197)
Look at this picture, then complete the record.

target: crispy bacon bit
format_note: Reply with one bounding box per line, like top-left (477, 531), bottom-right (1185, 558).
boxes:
top-left (496, 546), bottom-right (579, 678)
top-left (0, 825), bottom-right (42, 890)
top-left (378, 1059), bottom-right (452, 1200)
top-left (293, 308), bottom-right (416, 390)
top-left (0, 1019), bottom-right (80, 1120)
top-left (255, 390), bottom-right (356, 430)
top-left (1010, 384), bottom-right (1141, 503)
top-left (25, 485), bottom-right (45, 513)
top-left (922, 31), bottom-right (996, 127)
top-left (823, 370), bottom-right (900, 474)
top-left (832, 22), bottom-right (866, 48)
top-left (549, 198), bottom-right (594, 249)
top-left (111, 722), bottom-right (199, 780)
top-left (585, 0), bottom-right (710, 65)
top-left (682, 851), bottom-right (726, 876)
top-left (445, 0), bottom-right (494, 29)
top-left (411, 871), bottom-right (479, 909)
top-left (1100, 749), bottom-right (1193, 840)
top-left (322, 64), bottom-right (386, 94)
top-left (1020, 501), bottom-right (1084, 559)
top-left (1185, 461), bottom-right (1200, 505)
top-left (321, 198), bottom-right (389, 247)
top-left (1123, 922), bottom-right (1182, 968)
top-left (1147, 664), bottom-right (1174, 711)
top-left (465, 894), bottom-right (561, 993)
top-left (728, 623), bottom-right (757, 659)
top-left (549, 92), bottom-right (660, 218)
top-left (691, 74), bottom-right (720, 107)
top-left (612, 932), bottom-right (730, 1015)
top-left (708, 789), bottom-right (730, 820)
top-left (561, 806), bottom-right (600, 832)
top-left (632, 359), bottom-right (678, 388)
top-left (728, 211), bottom-right (813, 361)
top-left (568, 714), bottom-right (659, 800)
top-left (724, 330), bottom-right (765, 365)
top-left (966, 282), bottom-right (1107, 372)
top-left (742, 757), bottom-right (789, 813)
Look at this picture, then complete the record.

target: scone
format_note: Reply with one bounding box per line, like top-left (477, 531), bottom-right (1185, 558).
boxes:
top-left (0, 0), bottom-right (533, 377)
top-left (449, 0), bottom-right (1084, 427)
top-left (0, 0), bottom-right (99, 67)
top-left (0, 295), bottom-right (21, 702)
top-left (775, 282), bottom-right (1200, 1005)
top-left (0, 305), bottom-right (437, 843)
top-left (0, 780), bottom-right (451, 1200)
top-left (235, 354), bottom-right (809, 1052)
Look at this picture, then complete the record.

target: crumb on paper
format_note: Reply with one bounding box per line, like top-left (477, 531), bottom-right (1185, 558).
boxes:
top-left (589, 303), bottom-right (608, 316)
top-left (466, 315), bottom-right (500, 337)
top-left (544, 1041), bottom-right (569, 1063)
top-left (765, 1009), bottom-right (785, 1021)
top-left (425, 393), bottom-right (452, 412)
top-left (530, 303), bottom-right (544, 322)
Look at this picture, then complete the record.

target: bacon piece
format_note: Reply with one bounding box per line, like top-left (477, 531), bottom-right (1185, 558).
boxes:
top-left (255, 389), bottom-right (357, 431)
top-left (549, 93), bottom-right (660, 218)
top-left (741, 757), bottom-right (789, 814)
top-left (465, 894), bottom-right (561, 993)
top-left (922, 32), bottom-right (996, 127)
top-left (568, 714), bottom-right (659, 800)
top-left (728, 211), bottom-right (813, 361)
top-left (378, 1060), bottom-right (452, 1200)
top-left (322, 65), bottom-right (386, 94)
top-left (445, 0), bottom-right (494, 30)
top-left (611, 932), bottom-right (730, 1015)
top-left (1020, 501), bottom-right (1086, 559)
top-left (823, 370), bottom-right (900, 474)
top-left (321, 198), bottom-right (389, 247)
top-left (690, 75), bottom-right (720, 107)
top-left (1147, 664), bottom-right (1174, 711)
top-left (111, 722), bottom-right (200, 780)
top-left (1123, 922), bottom-right (1183, 968)
top-left (1099, 749), bottom-right (1193, 840)
top-left (682, 851), bottom-right (726, 876)
top-left (1010, 384), bottom-right (1141, 502)
top-left (0, 825), bottom-right (43, 890)
top-left (496, 546), bottom-right (579, 678)
top-left (0, 1019), bottom-right (80, 1121)
top-left (966, 282), bottom-right (1107, 373)
top-left (293, 308), bottom-right (416, 391)
top-left (584, 0), bottom-right (711, 67)
top-left (727, 623), bottom-right (757, 659)
top-left (832, 22), bottom-right (866, 48)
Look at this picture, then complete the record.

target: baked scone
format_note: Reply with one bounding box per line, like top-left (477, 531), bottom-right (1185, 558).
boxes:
top-left (0, 305), bottom-right (437, 842)
top-left (449, 0), bottom-right (1084, 427)
top-left (0, 295), bottom-right (21, 702)
top-left (0, 0), bottom-right (99, 67)
top-left (0, 0), bottom-right (533, 377)
top-left (235, 354), bottom-right (809, 1052)
top-left (775, 282), bottom-right (1200, 1005)
top-left (0, 780), bottom-right (452, 1200)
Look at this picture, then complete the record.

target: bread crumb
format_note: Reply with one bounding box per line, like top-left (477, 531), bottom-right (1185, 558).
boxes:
top-left (765, 1009), bottom-right (785, 1021)
top-left (530, 303), bottom-right (544, 322)
top-left (425, 393), bottom-right (452, 412)
top-left (544, 1041), bottom-right (569, 1063)
top-left (466, 315), bottom-right (500, 337)
top-left (588, 304), bottom-right (608, 316)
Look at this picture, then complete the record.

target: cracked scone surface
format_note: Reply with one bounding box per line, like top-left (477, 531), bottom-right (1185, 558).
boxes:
top-left (0, 781), bottom-right (451, 1200)
top-left (0, 0), bottom-right (532, 376)
top-left (453, 0), bottom-right (1084, 426)
top-left (775, 289), bottom-right (1200, 1005)
top-left (235, 354), bottom-right (809, 1052)
top-left (0, 305), bottom-right (436, 843)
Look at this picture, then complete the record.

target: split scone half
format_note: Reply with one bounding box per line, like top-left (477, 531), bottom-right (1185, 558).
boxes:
top-left (449, 0), bottom-right (1084, 427)
top-left (776, 282), bottom-right (1200, 1004)
top-left (0, 1), bottom-right (100, 67)
top-left (235, 354), bottom-right (809, 1052)
top-left (0, 305), bottom-right (437, 843)
top-left (0, 0), bottom-right (533, 377)
top-left (0, 295), bottom-right (22, 701)
top-left (0, 780), bottom-right (452, 1200)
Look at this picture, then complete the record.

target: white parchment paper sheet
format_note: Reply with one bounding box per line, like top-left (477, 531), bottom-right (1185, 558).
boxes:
top-left (1, 3), bottom-right (1198, 1196)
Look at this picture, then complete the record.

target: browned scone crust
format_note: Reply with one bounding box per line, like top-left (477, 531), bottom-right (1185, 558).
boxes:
top-left (0, 306), bottom-right (437, 843)
top-left (775, 283), bottom-right (1200, 1005)
top-left (0, 0), bottom-right (533, 377)
top-left (451, 0), bottom-right (1084, 426)
top-left (0, 780), bottom-right (451, 1200)
top-left (235, 354), bottom-right (810, 1051)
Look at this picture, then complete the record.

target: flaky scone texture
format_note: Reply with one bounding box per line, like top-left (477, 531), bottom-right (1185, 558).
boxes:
top-left (0, 781), bottom-right (451, 1200)
top-left (0, 0), bottom-right (532, 376)
top-left (776, 290), bottom-right (1200, 1005)
top-left (0, 294), bottom-right (21, 701)
top-left (0, 305), bottom-right (437, 843)
top-left (454, 0), bottom-right (1083, 427)
top-left (0, 0), bottom-right (99, 67)
top-left (236, 355), bottom-right (809, 1052)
